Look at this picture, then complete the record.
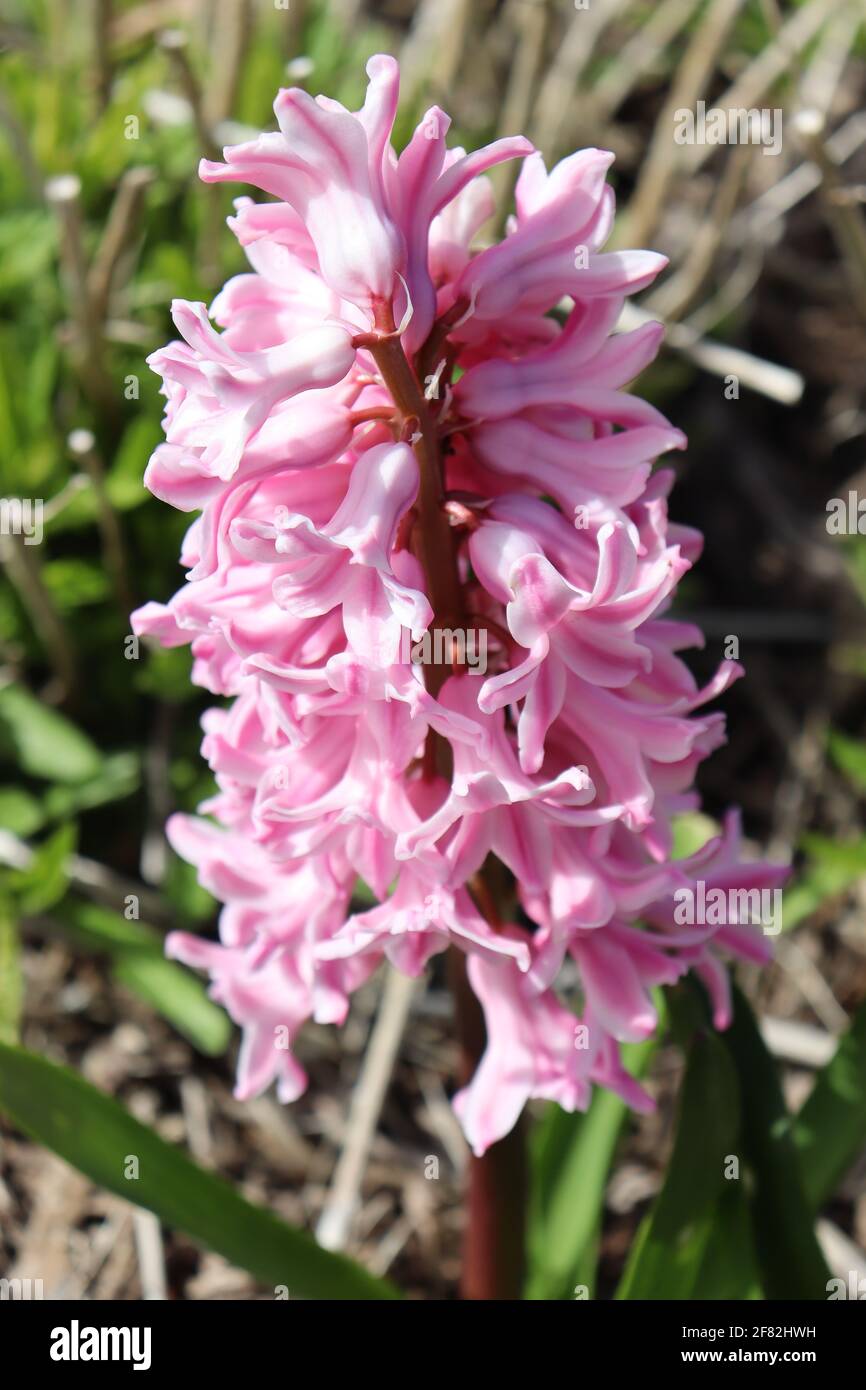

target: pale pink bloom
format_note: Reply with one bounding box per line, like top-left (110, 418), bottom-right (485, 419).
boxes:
top-left (320, 874), bottom-right (531, 977)
top-left (453, 945), bottom-right (656, 1156)
top-left (452, 150), bottom-right (666, 325)
top-left (232, 441), bottom-right (432, 665)
top-left (462, 403), bottom-right (685, 518)
top-left (453, 303), bottom-right (664, 419)
top-left (385, 110), bottom-right (532, 349)
top-left (149, 303), bottom-right (355, 484)
top-left (200, 55), bottom-right (406, 311)
top-left (143, 396), bottom-right (354, 512)
top-left (200, 54), bottom-right (530, 329)
top-left (134, 55), bottom-right (784, 1153)
top-left (469, 509), bottom-right (688, 771)
top-left (642, 809), bottom-right (785, 1027)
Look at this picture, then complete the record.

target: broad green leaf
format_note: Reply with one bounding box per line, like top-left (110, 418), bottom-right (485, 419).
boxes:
top-left (0, 340), bottom-right (17, 455)
top-left (671, 989), bottom-right (761, 1302)
top-left (0, 1043), bottom-right (398, 1300)
top-left (793, 996), bottom-right (866, 1210)
top-left (526, 1035), bottom-right (657, 1300)
top-left (43, 752), bottom-right (139, 820)
top-left (783, 874), bottom-right (851, 933)
top-left (113, 951), bottom-right (230, 1057)
top-left (22, 337), bottom-right (59, 442)
top-left (9, 822), bottom-right (75, 914)
top-left (0, 898), bottom-right (21, 1045)
top-left (0, 787), bottom-right (45, 836)
top-left (53, 902), bottom-right (230, 1056)
top-left (0, 685), bottom-right (101, 784)
top-left (0, 210), bottom-right (57, 294)
top-left (162, 849), bottom-right (218, 922)
top-left (693, 1184), bottom-right (762, 1300)
top-left (106, 417), bottom-right (162, 511)
top-left (783, 833), bottom-right (866, 931)
top-left (615, 1024), bottom-right (739, 1300)
top-left (798, 833), bottom-right (866, 873)
top-left (722, 985), bottom-right (831, 1299)
top-left (57, 900), bottom-right (165, 953)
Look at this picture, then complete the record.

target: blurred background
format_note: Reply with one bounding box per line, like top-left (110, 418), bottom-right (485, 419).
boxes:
top-left (0, 0), bottom-right (865, 1300)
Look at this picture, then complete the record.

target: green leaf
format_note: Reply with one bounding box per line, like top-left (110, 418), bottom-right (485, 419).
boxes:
top-left (0, 210), bottom-right (57, 294)
top-left (52, 902), bottom-right (230, 1056)
top-left (162, 849), bottom-right (218, 922)
top-left (9, 823), bottom-right (75, 914)
top-left (722, 985), bottom-right (832, 1298)
top-left (793, 996), bottom-right (866, 1209)
top-left (0, 898), bottom-right (22, 1045)
top-left (525, 1035), bottom-right (656, 1300)
top-left (0, 786), bottom-right (45, 836)
top-left (114, 951), bottom-right (230, 1056)
top-left (106, 417), bottom-right (162, 511)
top-left (57, 900), bottom-right (164, 953)
top-left (615, 1024), bottom-right (740, 1300)
top-left (0, 1043), bottom-right (398, 1299)
top-left (0, 685), bottom-right (101, 784)
top-left (799, 833), bottom-right (866, 873)
top-left (693, 1184), bottom-right (762, 1300)
top-left (782, 833), bottom-right (866, 931)
top-left (43, 752), bottom-right (139, 820)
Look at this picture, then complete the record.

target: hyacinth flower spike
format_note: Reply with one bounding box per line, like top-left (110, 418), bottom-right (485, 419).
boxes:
top-left (133, 55), bottom-right (785, 1298)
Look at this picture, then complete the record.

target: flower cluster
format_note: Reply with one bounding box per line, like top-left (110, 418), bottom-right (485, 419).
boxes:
top-left (133, 56), bottom-right (783, 1154)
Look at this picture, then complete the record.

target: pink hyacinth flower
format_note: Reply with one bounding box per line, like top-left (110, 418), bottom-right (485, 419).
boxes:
top-left (134, 53), bottom-right (784, 1164)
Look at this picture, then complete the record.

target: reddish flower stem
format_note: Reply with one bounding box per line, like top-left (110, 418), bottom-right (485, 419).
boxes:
top-left (448, 944), bottom-right (527, 1300)
top-left (363, 305), bottom-right (462, 700)
top-left (368, 302), bottom-right (527, 1299)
